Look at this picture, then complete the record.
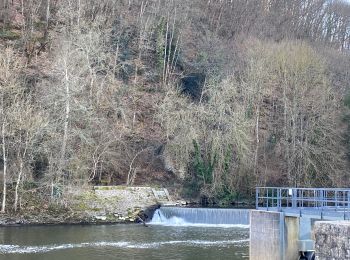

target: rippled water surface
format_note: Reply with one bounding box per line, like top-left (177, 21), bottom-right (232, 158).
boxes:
top-left (0, 224), bottom-right (249, 260)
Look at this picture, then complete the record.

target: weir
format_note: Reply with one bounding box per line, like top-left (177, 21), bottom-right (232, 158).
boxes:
top-left (148, 188), bottom-right (350, 259)
top-left (150, 207), bottom-right (250, 226)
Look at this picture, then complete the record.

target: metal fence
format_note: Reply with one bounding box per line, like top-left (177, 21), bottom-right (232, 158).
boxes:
top-left (256, 187), bottom-right (350, 213)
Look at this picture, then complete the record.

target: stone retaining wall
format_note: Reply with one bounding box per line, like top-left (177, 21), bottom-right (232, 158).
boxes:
top-left (314, 221), bottom-right (350, 259)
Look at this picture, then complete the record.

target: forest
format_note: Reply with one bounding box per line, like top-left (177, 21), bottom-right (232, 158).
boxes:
top-left (0, 0), bottom-right (350, 213)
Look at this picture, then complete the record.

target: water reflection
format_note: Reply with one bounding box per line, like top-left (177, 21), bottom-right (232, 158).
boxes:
top-left (0, 224), bottom-right (249, 260)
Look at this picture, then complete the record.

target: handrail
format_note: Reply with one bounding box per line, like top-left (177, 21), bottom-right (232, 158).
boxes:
top-left (256, 187), bottom-right (350, 191)
top-left (256, 187), bottom-right (350, 214)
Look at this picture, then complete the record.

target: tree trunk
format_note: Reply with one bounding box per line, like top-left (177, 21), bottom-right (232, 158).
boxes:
top-left (3, 0), bottom-right (10, 27)
top-left (55, 58), bottom-right (70, 196)
top-left (283, 82), bottom-right (291, 185)
top-left (1, 120), bottom-right (7, 213)
top-left (254, 104), bottom-right (260, 180)
top-left (14, 133), bottom-right (28, 211)
top-left (162, 16), bottom-right (169, 85)
top-left (43, 0), bottom-right (50, 42)
top-left (14, 159), bottom-right (23, 211)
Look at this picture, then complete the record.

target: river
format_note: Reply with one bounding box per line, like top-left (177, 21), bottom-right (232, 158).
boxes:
top-left (0, 224), bottom-right (249, 260)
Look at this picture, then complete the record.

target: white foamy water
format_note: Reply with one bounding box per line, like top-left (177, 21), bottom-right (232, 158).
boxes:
top-left (149, 216), bottom-right (249, 228)
top-left (149, 207), bottom-right (250, 228)
top-left (0, 239), bottom-right (249, 254)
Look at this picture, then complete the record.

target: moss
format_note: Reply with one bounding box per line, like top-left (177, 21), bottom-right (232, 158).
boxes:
top-left (108, 195), bottom-right (120, 201)
top-left (74, 201), bottom-right (103, 212)
top-left (74, 192), bottom-right (98, 202)
top-left (74, 202), bottom-right (89, 211)
top-left (94, 186), bottom-right (128, 191)
top-left (0, 30), bottom-right (20, 40)
top-left (106, 213), bottom-right (118, 221)
top-left (96, 186), bottom-right (112, 190)
top-left (72, 188), bottom-right (122, 214)
top-left (344, 94), bottom-right (350, 109)
top-left (115, 186), bottom-right (128, 190)
top-left (34, 21), bottom-right (46, 30)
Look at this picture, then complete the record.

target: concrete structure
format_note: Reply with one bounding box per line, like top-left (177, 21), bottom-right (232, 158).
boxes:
top-left (314, 221), bottom-right (350, 260)
top-left (250, 210), bottom-right (299, 260)
top-left (251, 187), bottom-right (350, 260)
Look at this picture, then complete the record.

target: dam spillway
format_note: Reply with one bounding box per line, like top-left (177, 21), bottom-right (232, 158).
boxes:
top-left (150, 207), bottom-right (250, 227)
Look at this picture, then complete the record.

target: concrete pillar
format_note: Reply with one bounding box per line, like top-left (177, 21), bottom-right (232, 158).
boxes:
top-left (285, 216), bottom-right (300, 258)
top-left (250, 210), bottom-right (299, 260)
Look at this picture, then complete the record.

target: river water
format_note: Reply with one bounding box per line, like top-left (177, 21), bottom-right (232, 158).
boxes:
top-left (0, 224), bottom-right (249, 260)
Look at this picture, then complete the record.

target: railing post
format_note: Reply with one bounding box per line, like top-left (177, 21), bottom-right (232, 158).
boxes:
top-left (343, 191), bottom-right (346, 219)
top-left (335, 191), bottom-right (338, 209)
top-left (301, 190), bottom-right (304, 208)
top-left (292, 188), bottom-right (296, 208)
top-left (278, 188), bottom-right (281, 210)
top-left (256, 187), bottom-right (259, 209)
top-left (346, 191), bottom-right (350, 218)
top-left (315, 190), bottom-right (318, 208)
top-left (320, 189), bottom-right (324, 208)
top-left (267, 188), bottom-right (269, 210)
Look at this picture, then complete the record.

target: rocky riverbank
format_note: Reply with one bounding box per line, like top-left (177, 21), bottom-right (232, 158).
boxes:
top-left (0, 186), bottom-right (164, 226)
top-left (0, 186), bottom-right (254, 226)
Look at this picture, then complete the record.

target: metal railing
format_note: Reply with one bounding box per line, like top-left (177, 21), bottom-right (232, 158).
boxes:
top-left (256, 187), bottom-right (350, 217)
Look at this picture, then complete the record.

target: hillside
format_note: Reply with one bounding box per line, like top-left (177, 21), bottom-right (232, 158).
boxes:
top-left (0, 0), bottom-right (350, 217)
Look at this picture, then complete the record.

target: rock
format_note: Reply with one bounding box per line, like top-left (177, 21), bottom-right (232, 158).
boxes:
top-left (314, 221), bottom-right (350, 260)
top-left (162, 202), bottom-right (177, 206)
top-left (95, 216), bottom-right (107, 221)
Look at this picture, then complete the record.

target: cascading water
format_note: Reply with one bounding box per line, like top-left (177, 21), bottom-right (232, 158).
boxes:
top-left (150, 207), bottom-right (250, 227)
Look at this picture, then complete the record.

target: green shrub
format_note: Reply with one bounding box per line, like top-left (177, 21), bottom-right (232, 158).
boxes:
top-left (192, 140), bottom-right (217, 184)
top-left (181, 176), bottom-right (201, 198)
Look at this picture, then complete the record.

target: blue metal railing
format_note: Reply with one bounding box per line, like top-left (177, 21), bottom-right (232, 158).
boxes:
top-left (256, 187), bottom-right (350, 218)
